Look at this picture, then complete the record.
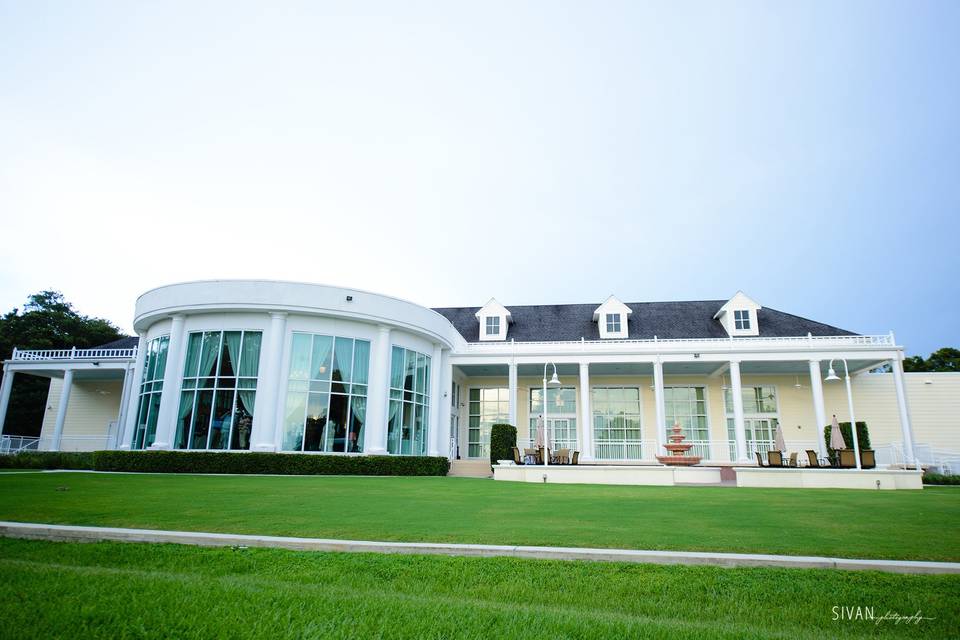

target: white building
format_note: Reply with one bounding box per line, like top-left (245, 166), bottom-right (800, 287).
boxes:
top-left (1, 280), bottom-right (957, 475)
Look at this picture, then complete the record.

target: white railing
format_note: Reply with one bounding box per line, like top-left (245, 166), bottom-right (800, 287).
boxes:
top-left (11, 347), bottom-right (137, 362)
top-left (593, 439), bottom-right (657, 461)
top-left (461, 333), bottom-right (895, 353)
top-left (878, 442), bottom-right (960, 473)
top-left (0, 436), bottom-right (40, 454)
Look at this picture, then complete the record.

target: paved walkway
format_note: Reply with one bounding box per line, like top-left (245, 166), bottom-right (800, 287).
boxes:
top-left (2, 521), bottom-right (958, 574)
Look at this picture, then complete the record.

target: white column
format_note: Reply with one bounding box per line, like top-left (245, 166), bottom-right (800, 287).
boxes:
top-left (119, 333), bottom-right (148, 450)
top-left (428, 344), bottom-right (444, 456)
top-left (891, 354), bottom-right (917, 466)
top-left (363, 325), bottom-right (391, 455)
top-left (51, 369), bottom-right (74, 451)
top-left (507, 362), bottom-right (518, 427)
top-left (113, 363), bottom-right (136, 449)
top-left (0, 367), bottom-right (14, 435)
top-left (438, 350), bottom-right (453, 459)
top-left (579, 362), bottom-right (593, 460)
top-left (252, 312), bottom-right (287, 452)
top-left (652, 359), bottom-right (666, 458)
top-left (151, 314), bottom-right (186, 449)
top-left (808, 359), bottom-right (828, 458)
top-left (729, 360), bottom-right (749, 463)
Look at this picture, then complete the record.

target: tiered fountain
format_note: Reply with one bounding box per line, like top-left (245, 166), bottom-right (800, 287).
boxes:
top-left (655, 422), bottom-right (702, 466)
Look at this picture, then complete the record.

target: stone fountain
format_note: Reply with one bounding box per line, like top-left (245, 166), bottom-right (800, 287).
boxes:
top-left (655, 422), bottom-right (702, 466)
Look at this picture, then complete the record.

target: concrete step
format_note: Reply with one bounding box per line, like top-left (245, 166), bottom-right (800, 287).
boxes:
top-left (448, 460), bottom-right (492, 478)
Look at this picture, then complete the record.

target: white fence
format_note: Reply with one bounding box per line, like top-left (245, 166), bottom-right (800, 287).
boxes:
top-left (0, 436), bottom-right (40, 454)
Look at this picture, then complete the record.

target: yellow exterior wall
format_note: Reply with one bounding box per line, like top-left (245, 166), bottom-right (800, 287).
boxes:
top-left (455, 371), bottom-right (960, 459)
top-left (40, 378), bottom-right (124, 451)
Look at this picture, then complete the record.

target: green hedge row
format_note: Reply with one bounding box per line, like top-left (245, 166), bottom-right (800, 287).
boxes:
top-left (0, 450), bottom-right (450, 476)
top-left (923, 472), bottom-right (960, 486)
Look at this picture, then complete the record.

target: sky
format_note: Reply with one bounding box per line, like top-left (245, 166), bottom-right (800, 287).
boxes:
top-left (1, 1), bottom-right (958, 355)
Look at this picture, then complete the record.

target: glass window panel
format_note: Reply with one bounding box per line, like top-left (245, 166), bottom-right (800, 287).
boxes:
top-left (348, 396), bottom-right (365, 453)
top-left (289, 333), bottom-right (312, 380)
top-left (331, 338), bottom-right (353, 392)
top-left (238, 378), bottom-right (257, 389)
top-left (143, 392), bottom-right (162, 448)
top-left (231, 390), bottom-right (255, 450)
top-left (303, 392), bottom-right (329, 452)
top-left (175, 391), bottom-right (195, 450)
top-left (219, 331), bottom-right (241, 377)
top-left (182, 333), bottom-right (203, 378)
top-left (390, 346), bottom-right (405, 389)
top-left (199, 332), bottom-right (221, 378)
top-left (282, 391), bottom-right (307, 451)
top-left (328, 393), bottom-right (349, 453)
top-left (218, 377), bottom-right (236, 389)
top-left (209, 389), bottom-right (234, 450)
top-left (387, 399), bottom-right (403, 454)
top-left (352, 340), bottom-right (370, 385)
top-left (238, 331), bottom-right (262, 378)
top-left (191, 390), bottom-right (214, 449)
top-left (311, 335), bottom-right (334, 381)
top-left (182, 378), bottom-right (196, 390)
top-left (309, 380), bottom-right (330, 394)
top-left (403, 350), bottom-right (416, 392)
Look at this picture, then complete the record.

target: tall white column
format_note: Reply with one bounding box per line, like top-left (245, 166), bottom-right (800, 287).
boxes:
top-left (253, 312), bottom-right (287, 452)
top-left (808, 359), bottom-right (828, 458)
top-left (51, 369), bottom-right (74, 451)
top-left (363, 325), bottom-right (392, 455)
top-left (0, 367), bottom-right (15, 435)
top-left (729, 360), bottom-right (749, 462)
top-left (652, 359), bottom-right (666, 458)
top-left (151, 314), bottom-right (186, 449)
top-left (891, 354), bottom-right (917, 466)
top-left (119, 333), bottom-right (148, 450)
top-left (437, 350), bottom-right (453, 459)
top-left (113, 363), bottom-right (136, 449)
top-left (428, 344), bottom-right (444, 456)
top-left (507, 362), bottom-right (518, 427)
top-left (579, 362), bottom-right (593, 460)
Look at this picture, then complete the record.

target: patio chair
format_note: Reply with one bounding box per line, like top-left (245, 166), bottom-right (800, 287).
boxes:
top-left (512, 447), bottom-right (524, 465)
top-left (767, 451), bottom-right (784, 467)
top-left (788, 452), bottom-right (798, 468)
top-left (571, 451), bottom-right (580, 465)
top-left (523, 448), bottom-right (539, 465)
top-left (861, 450), bottom-right (876, 469)
top-left (552, 448), bottom-right (570, 464)
top-left (838, 449), bottom-right (856, 468)
top-left (805, 450), bottom-right (823, 468)
top-left (754, 452), bottom-right (767, 467)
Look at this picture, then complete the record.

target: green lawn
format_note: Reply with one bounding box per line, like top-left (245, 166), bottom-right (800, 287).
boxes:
top-left (0, 473), bottom-right (958, 561)
top-left (1, 538), bottom-right (956, 639)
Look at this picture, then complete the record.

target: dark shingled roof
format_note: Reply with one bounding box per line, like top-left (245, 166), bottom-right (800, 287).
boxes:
top-left (431, 301), bottom-right (857, 343)
top-left (94, 336), bottom-right (139, 350)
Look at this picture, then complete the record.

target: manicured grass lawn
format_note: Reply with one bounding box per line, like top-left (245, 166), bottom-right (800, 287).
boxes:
top-left (1, 473), bottom-right (958, 561)
top-left (1, 538), bottom-right (956, 639)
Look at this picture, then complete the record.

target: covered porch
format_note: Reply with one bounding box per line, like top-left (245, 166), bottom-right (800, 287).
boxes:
top-left (450, 336), bottom-right (919, 474)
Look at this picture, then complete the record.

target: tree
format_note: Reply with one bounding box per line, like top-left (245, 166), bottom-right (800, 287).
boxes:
top-left (0, 291), bottom-right (124, 437)
top-left (902, 348), bottom-right (960, 372)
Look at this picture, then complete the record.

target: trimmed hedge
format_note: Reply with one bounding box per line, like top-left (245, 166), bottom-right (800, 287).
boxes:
top-left (923, 472), bottom-right (960, 486)
top-left (823, 421), bottom-right (871, 453)
top-left (0, 451), bottom-right (94, 470)
top-left (0, 450), bottom-right (449, 476)
top-left (489, 423), bottom-right (517, 465)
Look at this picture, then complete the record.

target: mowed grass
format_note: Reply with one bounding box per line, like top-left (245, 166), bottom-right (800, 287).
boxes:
top-left (1, 538), bottom-right (956, 639)
top-left (1, 473), bottom-right (958, 561)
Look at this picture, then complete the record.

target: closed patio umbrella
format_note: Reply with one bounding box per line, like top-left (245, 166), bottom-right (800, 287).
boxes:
top-left (829, 415), bottom-right (846, 450)
top-left (774, 423), bottom-right (786, 453)
top-left (535, 416), bottom-right (544, 448)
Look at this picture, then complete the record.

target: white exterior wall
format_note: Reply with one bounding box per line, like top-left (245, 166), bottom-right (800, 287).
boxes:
top-left (39, 378), bottom-right (124, 451)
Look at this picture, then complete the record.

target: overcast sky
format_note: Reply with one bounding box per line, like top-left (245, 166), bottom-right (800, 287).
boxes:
top-left (1, 1), bottom-right (957, 355)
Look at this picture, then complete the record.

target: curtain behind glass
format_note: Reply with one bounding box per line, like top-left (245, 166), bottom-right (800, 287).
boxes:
top-left (310, 335), bottom-right (333, 380)
top-left (175, 391), bottom-right (195, 449)
top-left (352, 340), bottom-right (370, 385)
top-left (221, 332), bottom-right (242, 377)
top-left (390, 346), bottom-right (404, 388)
top-left (238, 332), bottom-right (262, 378)
top-left (198, 332), bottom-right (221, 379)
top-left (182, 333), bottom-right (203, 377)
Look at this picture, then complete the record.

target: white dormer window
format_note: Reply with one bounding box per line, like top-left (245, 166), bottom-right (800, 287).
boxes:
top-left (593, 295), bottom-right (632, 339)
top-left (734, 309), bottom-right (750, 330)
top-left (475, 298), bottom-right (511, 341)
top-left (605, 313), bottom-right (621, 333)
top-left (714, 292), bottom-right (761, 337)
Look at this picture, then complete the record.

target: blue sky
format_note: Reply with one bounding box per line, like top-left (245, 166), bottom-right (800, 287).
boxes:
top-left (1, 1), bottom-right (957, 355)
